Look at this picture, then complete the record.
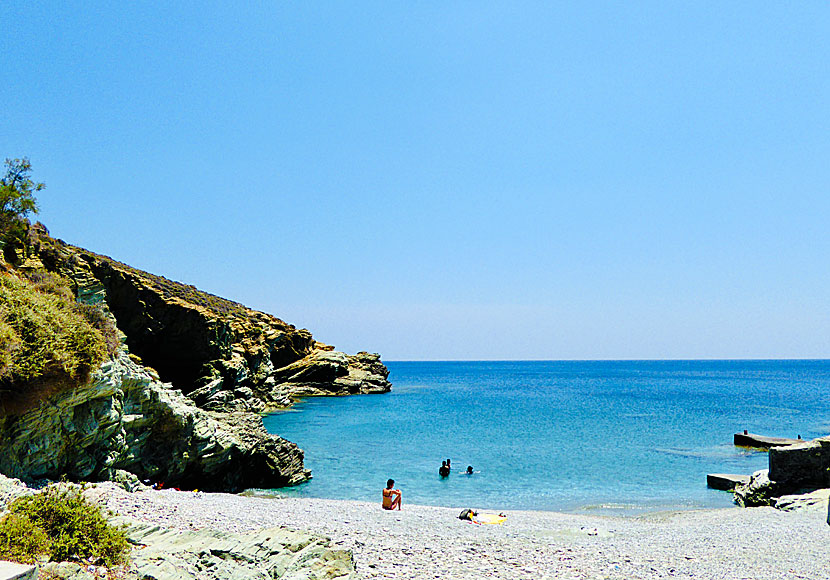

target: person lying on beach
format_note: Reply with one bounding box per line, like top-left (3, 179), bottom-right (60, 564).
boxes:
top-left (458, 508), bottom-right (506, 525)
top-left (382, 479), bottom-right (402, 510)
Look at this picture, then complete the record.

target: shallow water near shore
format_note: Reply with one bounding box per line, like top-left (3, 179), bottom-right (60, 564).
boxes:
top-left (261, 360), bottom-right (830, 514)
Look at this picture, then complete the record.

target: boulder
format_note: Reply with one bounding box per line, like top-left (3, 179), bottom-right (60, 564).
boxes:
top-left (0, 474), bottom-right (33, 509)
top-left (733, 470), bottom-right (782, 507)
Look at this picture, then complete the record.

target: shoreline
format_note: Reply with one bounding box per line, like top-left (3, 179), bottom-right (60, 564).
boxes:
top-left (86, 482), bottom-right (830, 579)
top-left (245, 488), bottom-right (739, 518)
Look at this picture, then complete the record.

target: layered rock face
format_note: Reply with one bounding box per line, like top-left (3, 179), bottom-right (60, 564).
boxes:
top-left (36, 233), bottom-right (391, 414)
top-left (0, 353), bottom-right (308, 491)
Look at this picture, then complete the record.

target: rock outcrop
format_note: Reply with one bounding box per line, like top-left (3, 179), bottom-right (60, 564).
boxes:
top-left (109, 517), bottom-right (355, 580)
top-left (0, 353), bottom-right (309, 491)
top-left (37, 518), bottom-right (356, 580)
top-left (35, 232), bottom-right (391, 414)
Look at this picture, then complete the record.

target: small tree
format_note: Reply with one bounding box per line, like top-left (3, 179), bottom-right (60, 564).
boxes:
top-left (0, 158), bottom-right (43, 253)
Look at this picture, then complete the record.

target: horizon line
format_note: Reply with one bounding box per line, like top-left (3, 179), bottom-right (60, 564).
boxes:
top-left (382, 357), bottom-right (830, 363)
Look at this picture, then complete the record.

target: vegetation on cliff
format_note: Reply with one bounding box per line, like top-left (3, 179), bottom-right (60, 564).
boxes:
top-left (0, 272), bottom-right (112, 413)
top-left (0, 157), bottom-right (42, 263)
top-left (0, 486), bottom-right (128, 566)
top-left (0, 159), bottom-right (120, 413)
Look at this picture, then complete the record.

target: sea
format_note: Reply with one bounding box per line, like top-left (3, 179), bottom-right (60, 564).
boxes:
top-left (260, 360), bottom-right (830, 515)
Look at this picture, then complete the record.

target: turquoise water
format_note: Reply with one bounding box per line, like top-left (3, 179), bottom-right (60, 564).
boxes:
top-left (261, 360), bottom-right (830, 513)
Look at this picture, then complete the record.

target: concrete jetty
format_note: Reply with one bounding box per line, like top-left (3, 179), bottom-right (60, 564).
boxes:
top-left (707, 473), bottom-right (751, 491)
top-left (733, 431), bottom-right (802, 449)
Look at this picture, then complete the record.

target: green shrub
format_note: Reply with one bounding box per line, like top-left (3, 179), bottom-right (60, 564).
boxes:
top-left (0, 512), bottom-right (50, 564)
top-left (20, 269), bottom-right (74, 301)
top-left (73, 302), bottom-right (120, 355)
top-left (7, 486), bottom-right (129, 566)
top-left (0, 272), bottom-right (108, 409)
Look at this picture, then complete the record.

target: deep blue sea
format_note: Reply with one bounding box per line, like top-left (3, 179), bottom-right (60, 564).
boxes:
top-left (261, 360), bottom-right (830, 514)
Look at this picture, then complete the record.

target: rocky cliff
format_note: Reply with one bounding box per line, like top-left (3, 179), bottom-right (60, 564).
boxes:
top-left (0, 227), bottom-right (391, 490)
top-left (35, 231), bottom-right (391, 413)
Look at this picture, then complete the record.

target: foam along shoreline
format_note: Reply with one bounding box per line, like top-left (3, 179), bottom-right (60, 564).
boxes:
top-left (85, 482), bottom-right (830, 580)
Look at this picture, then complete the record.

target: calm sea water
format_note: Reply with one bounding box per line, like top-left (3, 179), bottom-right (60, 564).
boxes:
top-left (261, 360), bottom-right (830, 514)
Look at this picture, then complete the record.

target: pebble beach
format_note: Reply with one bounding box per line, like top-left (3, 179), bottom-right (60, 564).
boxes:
top-left (86, 484), bottom-right (830, 580)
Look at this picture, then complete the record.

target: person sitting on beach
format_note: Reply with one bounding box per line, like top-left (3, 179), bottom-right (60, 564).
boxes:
top-left (382, 479), bottom-right (402, 510)
top-left (439, 460), bottom-right (450, 478)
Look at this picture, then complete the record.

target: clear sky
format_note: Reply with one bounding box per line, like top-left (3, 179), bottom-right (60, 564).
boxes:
top-left (3, 2), bottom-right (829, 360)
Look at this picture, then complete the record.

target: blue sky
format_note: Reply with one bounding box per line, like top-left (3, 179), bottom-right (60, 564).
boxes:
top-left (3, 2), bottom-right (829, 360)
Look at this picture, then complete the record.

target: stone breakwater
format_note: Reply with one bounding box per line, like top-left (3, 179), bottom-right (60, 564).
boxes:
top-left (733, 435), bottom-right (830, 508)
top-left (81, 483), bottom-right (830, 580)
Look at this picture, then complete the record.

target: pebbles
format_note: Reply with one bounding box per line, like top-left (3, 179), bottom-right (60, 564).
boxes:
top-left (85, 484), bottom-right (830, 579)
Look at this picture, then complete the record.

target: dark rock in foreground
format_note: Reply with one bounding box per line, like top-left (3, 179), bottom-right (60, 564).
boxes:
top-left (769, 436), bottom-right (830, 488)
